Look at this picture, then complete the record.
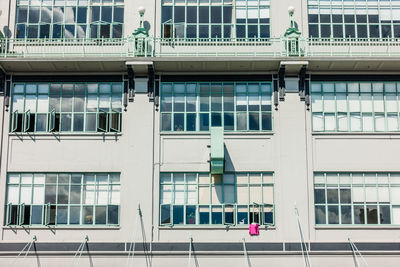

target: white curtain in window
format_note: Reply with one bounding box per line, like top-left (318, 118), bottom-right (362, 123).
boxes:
top-left (237, 186), bottom-right (248, 204)
top-left (260, 8), bottom-right (269, 18)
top-left (323, 94), bottom-right (335, 112)
top-left (387, 114), bottom-right (399, 131)
top-left (262, 186), bottom-right (273, 204)
top-left (21, 174), bottom-right (33, 184)
top-left (7, 186), bottom-right (19, 204)
top-left (375, 115), bottom-right (385, 131)
top-left (250, 185), bottom-right (262, 204)
top-left (311, 94), bottom-right (323, 112)
top-left (380, 9), bottom-right (392, 20)
top-left (25, 95), bottom-right (37, 113)
top-left (96, 185), bottom-right (108, 205)
top-left (247, 8), bottom-right (258, 19)
top-left (374, 95), bottom-right (384, 112)
top-left (33, 186), bottom-right (44, 205)
top-left (361, 94), bottom-right (373, 113)
top-left (186, 185), bottom-right (197, 204)
top-left (236, 8), bottom-right (246, 19)
top-left (352, 187), bottom-right (364, 203)
top-left (161, 185), bottom-right (172, 204)
top-left (392, 206), bottom-right (400, 224)
top-left (349, 94), bottom-right (360, 112)
top-left (199, 185), bottom-right (210, 204)
top-left (174, 184), bottom-right (185, 204)
top-left (86, 95), bottom-right (98, 111)
top-left (340, 173), bottom-right (351, 185)
top-left (391, 187), bottom-right (400, 205)
top-left (350, 114), bottom-right (361, 131)
top-left (20, 186), bottom-right (32, 204)
top-left (338, 114), bottom-right (348, 131)
top-left (386, 95), bottom-right (398, 113)
top-left (378, 187), bottom-right (390, 203)
top-left (352, 173), bottom-right (364, 184)
top-left (324, 114), bottom-right (336, 131)
top-left (336, 94), bottom-right (347, 112)
top-left (312, 113), bottom-right (324, 131)
top-left (249, 173), bottom-right (262, 184)
top-left (365, 187), bottom-right (378, 203)
top-left (37, 95), bottom-right (49, 113)
top-left (362, 115), bottom-right (374, 131)
top-left (84, 185), bottom-right (95, 204)
top-left (327, 173), bottom-right (339, 184)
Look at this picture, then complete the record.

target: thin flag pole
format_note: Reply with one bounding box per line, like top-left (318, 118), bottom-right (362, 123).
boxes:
top-left (69, 235), bottom-right (88, 267)
top-left (295, 205), bottom-right (312, 267)
top-left (348, 238), bottom-right (370, 267)
top-left (126, 203), bottom-right (141, 267)
top-left (9, 235), bottom-right (36, 267)
top-left (242, 238), bottom-right (250, 267)
top-left (188, 236), bottom-right (193, 267)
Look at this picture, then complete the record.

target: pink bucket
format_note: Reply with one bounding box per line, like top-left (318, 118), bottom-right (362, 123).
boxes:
top-left (249, 223), bottom-right (259, 236)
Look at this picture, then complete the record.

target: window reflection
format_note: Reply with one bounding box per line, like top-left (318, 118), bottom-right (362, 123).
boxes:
top-left (16, 0), bottom-right (124, 38)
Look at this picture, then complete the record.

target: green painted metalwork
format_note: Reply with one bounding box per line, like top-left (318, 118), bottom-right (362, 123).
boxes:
top-left (314, 172), bottom-right (400, 226)
top-left (159, 172), bottom-right (275, 227)
top-left (10, 82), bottom-right (123, 133)
top-left (210, 127), bottom-right (224, 175)
top-left (2, 37), bottom-right (400, 58)
top-left (311, 81), bottom-right (400, 132)
top-left (5, 173), bottom-right (120, 227)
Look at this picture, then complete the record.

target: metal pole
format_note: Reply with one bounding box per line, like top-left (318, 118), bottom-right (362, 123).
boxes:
top-left (242, 238), bottom-right (250, 267)
top-left (295, 205), bottom-right (312, 267)
top-left (188, 236), bottom-right (193, 267)
top-left (10, 235), bottom-right (36, 267)
top-left (126, 203), bottom-right (141, 267)
top-left (348, 238), bottom-right (370, 267)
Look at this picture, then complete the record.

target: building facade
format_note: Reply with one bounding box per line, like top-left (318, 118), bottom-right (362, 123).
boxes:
top-left (0, 0), bottom-right (400, 266)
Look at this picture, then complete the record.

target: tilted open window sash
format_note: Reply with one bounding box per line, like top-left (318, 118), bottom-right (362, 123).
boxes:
top-left (23, 110), bottom-right (31, 132)
top-left (160, 204), bottom-right (173, 226)
top-left (11, 110), bottom-right (19, 132)
top-left (6, 203), bottom-right (20, 226)
top-left (48, 109), bottom-right (56, 132)
top-left (110, 109), bottom-right (121, 132)
top-left (44, 203), bottom-right (51, 226)
top-left (262, 204), bottom-right (274, 226)
top-left (6, 203), bottom-right (13, 225)
top-left (18, 203), bottom-right (25, 226)
top-left (250, 203), bottom-right (261, 224)
top-left (97, 109), bottom-right (108, 132)
top-left (223, 204), bottom-right (236, 226)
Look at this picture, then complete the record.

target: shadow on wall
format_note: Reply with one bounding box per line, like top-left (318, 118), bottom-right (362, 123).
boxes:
top-left (3, 26), bottom-right (12, 38)
top-left (144, 21), bottom-right (151, 32)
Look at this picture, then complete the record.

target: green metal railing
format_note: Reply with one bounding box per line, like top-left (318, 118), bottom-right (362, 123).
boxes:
top-left (1, 36), bottom-right (400, 58)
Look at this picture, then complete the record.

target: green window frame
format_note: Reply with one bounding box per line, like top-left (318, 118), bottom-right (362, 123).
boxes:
top-left (311, 81), bottom-right (400, 132)
top-left (10, 82), bottom-right (123, 133)
top-left (314, 172), bottom-right (400, 226)
top-left (15, 0), bottom-right (124, 39)
top-left (160, 82), bottom-right (273, 132)
top-left (159, 172), bottom-right (275, 227)
top-left (161, 0), bottom-right (270, 39)
top-left (5, 173), bottom-right (120, 227)
top-left (308, 0), bottom-right (400, 39)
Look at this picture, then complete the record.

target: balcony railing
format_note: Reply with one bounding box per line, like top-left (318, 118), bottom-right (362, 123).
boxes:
top-left (1, 37), bottom-right (400, 59)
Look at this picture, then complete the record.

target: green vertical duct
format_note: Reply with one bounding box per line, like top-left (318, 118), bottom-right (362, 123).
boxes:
top-left (210, 127), bottom-right (224, 174)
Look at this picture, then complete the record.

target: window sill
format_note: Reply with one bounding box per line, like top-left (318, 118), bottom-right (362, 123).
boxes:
top-left (3, 226), bottom-right (121, 230)
top-left (9, 132), bottom-right (122, 137)
top-left (312, 132), bottom-right (400, 136)
top-left (159, 225), bottom-right (275, 230)
top-left (160, 132), bottom-right (275, 136)
top-left (315, 225), bottom-right (400, 230)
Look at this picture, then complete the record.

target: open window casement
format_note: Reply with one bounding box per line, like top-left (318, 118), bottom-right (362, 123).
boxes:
top-left (262, 204), bottom-right (274, 225)
top-left (11, 110), bottom-right (20, 132)
top-left (44, 203), bottom-right (53, 226)
top-left (109, 109), bottom-right (121, 132)
top-left (18, 203), bottom-right (25, 226)
top-left (160, 204), bottom-right (173, 226)
top-left (162, 21), bottom-right (173, 38)
top-left (223, 204), bottom-right (236, 225)
top-left (97, 109), bottom-right (108, 132)
top-left (23, 110), bottom-right (31, 132)
top-left (48, 109), bottom-right (56, 132)
top-left (6, 203), bottom-right (19, 226)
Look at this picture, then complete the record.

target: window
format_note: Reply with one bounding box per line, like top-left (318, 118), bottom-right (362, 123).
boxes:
top-left (314, 172), bottom-right (400, 225)
top-left (5, 173), bottom-right (120, 226)
top-left (161, 0), bottom-right (270, 39)
top-left (15, 0), bottom-right (124, 39)
top-left (160, 82), bottom-right (273, 132)
top-left (308, 0), bottom-right (400, 39)
top-left (159, 173), bottom-right (274, 226)
top-left (311, 81), bottom-right (400, 132)
top-left (10, 82), bottom-right (122, 133)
